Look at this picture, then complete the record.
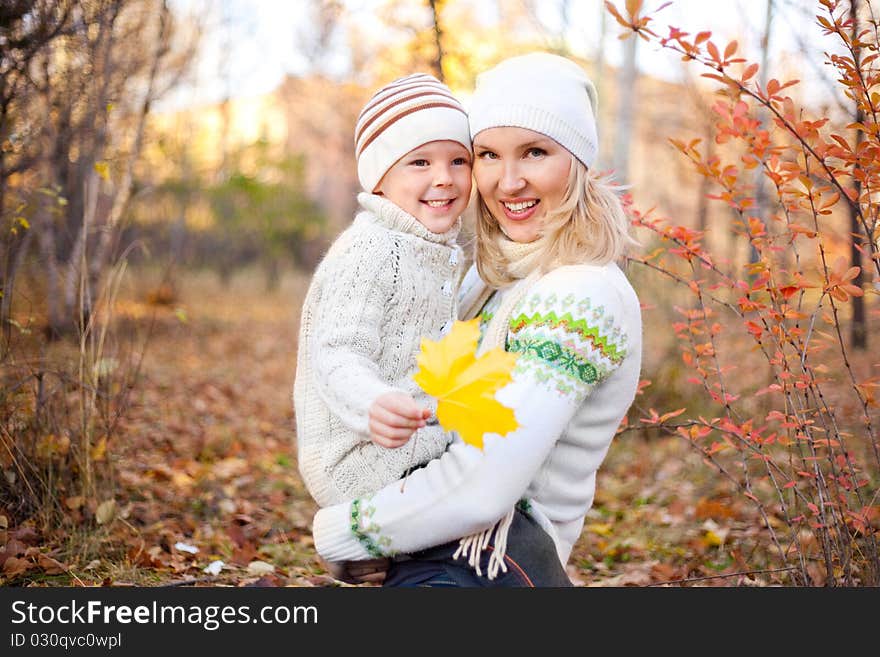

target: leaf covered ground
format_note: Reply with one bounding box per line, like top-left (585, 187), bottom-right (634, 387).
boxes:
top-left (2, 269), bottom-right (783, 587)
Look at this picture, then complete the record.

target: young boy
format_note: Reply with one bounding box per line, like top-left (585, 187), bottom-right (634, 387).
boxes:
top-left (294, 73), bottom-right (472, 509)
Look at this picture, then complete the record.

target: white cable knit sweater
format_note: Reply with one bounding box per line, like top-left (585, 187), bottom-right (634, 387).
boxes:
top-left (294, 193), bottom-right (464, 507)
top-left (312, 259), bottom-right (643, 567)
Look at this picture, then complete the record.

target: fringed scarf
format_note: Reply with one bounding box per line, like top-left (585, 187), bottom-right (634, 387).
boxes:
top-left (453, 236), bottom-right (550, 579)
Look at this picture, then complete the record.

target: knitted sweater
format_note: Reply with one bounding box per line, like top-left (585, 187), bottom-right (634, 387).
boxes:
top-left (312, 259), bottom-right (642, 567)
top-left (294, 193), bottom-right (464, 507)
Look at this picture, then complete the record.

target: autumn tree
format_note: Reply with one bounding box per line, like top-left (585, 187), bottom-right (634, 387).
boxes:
top-left (607, 0), bottom-right (879, 585)
top-left (0, 0), bottom-right (198, 521)
top-left (1, 0), bottom-right (196, 340)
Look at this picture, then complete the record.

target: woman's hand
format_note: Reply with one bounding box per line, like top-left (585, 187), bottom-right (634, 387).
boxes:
top-left (368, 391), bottom-right (430, 448)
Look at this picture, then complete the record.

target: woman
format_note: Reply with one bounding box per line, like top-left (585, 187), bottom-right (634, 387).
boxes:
top-left (312, 52), bottom-right (643, 587)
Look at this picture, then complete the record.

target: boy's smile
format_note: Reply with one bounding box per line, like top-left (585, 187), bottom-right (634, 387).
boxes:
top-left (376, 140), bottom-right (472, 234)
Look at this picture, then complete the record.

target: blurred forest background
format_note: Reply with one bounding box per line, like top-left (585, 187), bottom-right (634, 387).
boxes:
top-left (1, 0), bottom-right (878, 587)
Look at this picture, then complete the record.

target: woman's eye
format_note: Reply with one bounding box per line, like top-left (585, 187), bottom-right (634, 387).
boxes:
top-left (476, 150), bottom-right (497, 159)
top-left (526, 147), bottom-right (546, 158)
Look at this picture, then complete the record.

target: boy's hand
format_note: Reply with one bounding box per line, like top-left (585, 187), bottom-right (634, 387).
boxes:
top-left (368, 391), bottom-right (431, 448)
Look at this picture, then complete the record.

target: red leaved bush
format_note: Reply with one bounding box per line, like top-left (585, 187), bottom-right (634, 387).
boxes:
top-left (609, 0), bottom-right (879, 585)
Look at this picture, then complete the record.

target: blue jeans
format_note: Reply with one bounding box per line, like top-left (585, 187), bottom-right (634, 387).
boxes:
top-left (383, 508), bottom-right (572, 587)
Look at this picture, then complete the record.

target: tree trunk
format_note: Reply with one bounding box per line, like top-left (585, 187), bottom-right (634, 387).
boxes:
top-left (427, 0), bottom-right (444, 81)
top-left (696, 123), bottom-right (713, 233)
top-left (749, 0), bottom-right (773, 267)
top-left (1, 226), bottom-right (33, 355)
top-left (64, 172), bottom-right (99, 329)
top-left (89, 0), bottom-right (169, 309)
top-left (264, 256), bottom-right (281, 292)
top-left (613, 32), bottom-right (638, 183)
top-left (849, 0), bottom-right (866, 350)
top-left (36, 186), bottom-right (63, 339)
top-left (595, 2), bottom-right (607, 162)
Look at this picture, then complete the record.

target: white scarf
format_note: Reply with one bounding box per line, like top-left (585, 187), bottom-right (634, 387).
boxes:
top-left (454, 236), bottom-right (550, 580)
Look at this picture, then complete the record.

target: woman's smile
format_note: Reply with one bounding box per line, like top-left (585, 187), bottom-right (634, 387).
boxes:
top-left (499, 198), bottom-right (540, 221)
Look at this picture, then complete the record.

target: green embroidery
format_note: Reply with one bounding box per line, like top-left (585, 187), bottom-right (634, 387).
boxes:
top-left (477, 292), bottom-right (502, 343)
top-left (513, 358), bottom-right (577, 395)
top-left (508, 310), bottom-right (626, 364)
top-left (350, 498), bottom-right (388, 558)
top-left (509, 336), bottom-right (601, 385)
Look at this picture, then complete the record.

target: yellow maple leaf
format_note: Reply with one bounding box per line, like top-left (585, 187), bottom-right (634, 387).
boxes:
top-left (412, 318), bottom-right (519, 449)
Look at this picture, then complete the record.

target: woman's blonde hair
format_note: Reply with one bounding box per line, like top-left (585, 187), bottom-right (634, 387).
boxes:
top-left (475, 158), bottom-right (638, 288)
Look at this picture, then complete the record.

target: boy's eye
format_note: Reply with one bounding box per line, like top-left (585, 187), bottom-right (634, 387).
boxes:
top-left (452, 157), bottom-right (470, 166)
top-left (410, 159), bottom-right (429, 166)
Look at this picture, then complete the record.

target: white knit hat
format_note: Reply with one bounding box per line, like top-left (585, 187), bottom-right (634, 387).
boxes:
top-left (355, 73), bottom-right (471, 192)
top-left (468, 52), bottom-right (599, 167)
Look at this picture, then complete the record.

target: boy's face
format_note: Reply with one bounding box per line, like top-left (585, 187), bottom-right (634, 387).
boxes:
top-left (375, 140), bottom-right (472, 234)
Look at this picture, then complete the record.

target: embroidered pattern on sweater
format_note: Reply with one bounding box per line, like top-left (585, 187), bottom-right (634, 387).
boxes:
top-left (350, 497), bottom-right (392, 557)
top-left (509, 310), bottom-right (626, 365)
top-left (507, 295), bottom-right (628, 397)
top-left (478, 293), bottom-right (502, 339)
top-left (516, 498), bottom-right (532, 514)
top-left (508, 336), bottom-right (602, 385)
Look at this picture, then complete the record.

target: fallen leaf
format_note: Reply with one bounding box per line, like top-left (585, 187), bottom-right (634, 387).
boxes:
top-left (95, 500), bottom-right (116, 525)
top-left (212, 457), bottom-right (248, 479)
top-left (65, 496), bottom-right (85, 510)
top-left (3, 556), bottom-right (31, 577)
top-left (0, 543), bottom-right (24, 570)
top-left (650, 562), bottom-right (681, 582)
top-left (246, 560), bottom-right (275, 576)
top-left (203, 560), bottom-right (224, 575)
top-left (586, 523), bottom-right (614, 537)
top-left (701, 519), bottom-right (730, 547)
top-left (10, 526), bottom-right (39, 544)
top-left (413, 319), bottom-right (519, 449)
top-left (37, 554), bottom-right (66, 575)
top-left (174, 542), bottom-right (199, 555)
top-left (90, 436), bottom-right (107, 462)
top-left (695, 498), bottom-right (737, 520)
top-left (242, 575), bottom-right (280, 587)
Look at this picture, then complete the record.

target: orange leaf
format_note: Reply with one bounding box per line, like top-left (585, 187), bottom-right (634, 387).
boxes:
top-left (724, 40), bottom-right (738, 59)
top-left (659, 407), bottom-right (687, 422)
top-left (707, 41), bottom-right (720, 62)
top-left (625, 0), bottom-right (643, 17)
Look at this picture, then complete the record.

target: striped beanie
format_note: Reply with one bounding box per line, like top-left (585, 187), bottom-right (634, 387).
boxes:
top-left (468, 52), bottom-right (599, 168)
top-left (355, 73), bottom-right (471, 192)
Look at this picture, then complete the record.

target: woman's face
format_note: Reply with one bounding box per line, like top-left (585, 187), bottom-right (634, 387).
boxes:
top-left (472, 127), bottom-right (573, 243)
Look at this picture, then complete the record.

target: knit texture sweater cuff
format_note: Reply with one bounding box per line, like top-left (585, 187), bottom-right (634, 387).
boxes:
top-left (313, 503), bottom-right (372, 561)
